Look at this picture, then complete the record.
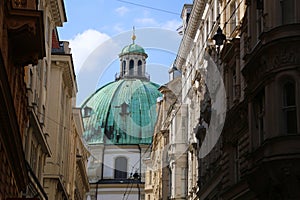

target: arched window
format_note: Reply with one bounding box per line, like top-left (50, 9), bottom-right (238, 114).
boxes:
top-left (283, 80), bottom-right (297, 134)
top-left (129, 60), bottom-right (134, 75)
top-left (138, 60), bottom-right (142, 76)
top-left (114, 157), bottom-right (127, 179)
top-left (122, 60), bottom-right (126, 75)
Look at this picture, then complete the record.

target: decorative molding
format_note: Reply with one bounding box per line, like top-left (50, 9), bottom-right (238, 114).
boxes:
top-left (6, 4), bottom-right (45, 65)
top-left (243, 45), bottom-right (300, 90)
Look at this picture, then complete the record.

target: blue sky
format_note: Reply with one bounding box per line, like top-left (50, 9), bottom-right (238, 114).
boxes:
top-left (57, 0), bottom-right (192, 105)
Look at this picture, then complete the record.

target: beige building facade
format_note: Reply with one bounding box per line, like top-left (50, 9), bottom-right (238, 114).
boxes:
top-left (43, 34), bottom-right (89, 200)
top-left (0, 0), bottom-right (89, 199)
top-left (0, 0), bottom-right (45, 199)
top-left (145, 70), bottom-right (184, 200)
top-left (23, 0), bottom-right (67, 198)
top-left (145, 80), bottom-right (179, 200)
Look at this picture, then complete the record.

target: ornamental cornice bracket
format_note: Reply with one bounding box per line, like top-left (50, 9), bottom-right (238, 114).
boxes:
top-left (6, 6), bottom-right (45, 65)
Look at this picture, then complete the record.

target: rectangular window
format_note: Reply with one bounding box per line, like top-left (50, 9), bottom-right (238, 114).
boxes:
top-left (256, 0), bottom-right (264, 36)
top-left (234, 145), bottom-right (240, 182)
top-left (232, 68), bottom-right (237, 99)
top-left (254, 90), bottom-right (265, 144)
top-left (283, 81), bottom-right (297, 134)
top-left (281, 0), bottom-right (295, 24)
top-left (30, 142), bottom-right (37, 171)
top-left (230, 1), bottom-right (237, 33)
top-left (114, 157), bottom-right (128, 179)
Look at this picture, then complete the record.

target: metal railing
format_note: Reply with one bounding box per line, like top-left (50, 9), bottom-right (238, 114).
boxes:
top-left (115, 72), bottom-right (150, 81)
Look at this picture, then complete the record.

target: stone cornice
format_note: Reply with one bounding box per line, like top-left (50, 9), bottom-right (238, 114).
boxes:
top-left (51, 54), bottom-right (77, 97)
top-left (175, 0), bottom-right (207, 70)
top-left (49, 0), bottom-right (67, 26)
top-left (76, 157), bottom-right (90, 191)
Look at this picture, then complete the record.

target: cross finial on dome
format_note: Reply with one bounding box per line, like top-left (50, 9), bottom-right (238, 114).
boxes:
top-left (132, 26), bottom-right (136, 44)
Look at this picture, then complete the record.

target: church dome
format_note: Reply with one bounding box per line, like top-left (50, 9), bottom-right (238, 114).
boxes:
top-left (120, 43), bottom-right (146, 56)
top-left (81, 79), bottom-right (161, 145)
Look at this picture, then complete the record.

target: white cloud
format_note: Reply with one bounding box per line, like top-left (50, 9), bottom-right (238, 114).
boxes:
top-left (162, 20), bottom-right (182, 31)
top-left (134, 18), bottom-right (182, 31)
top-left (68, 29), bottom-right (110, 74)
top-left (135, 18), bottom-right (159, 26)
top-left (113, 23), bottom-right (125, 33)
top-left (115, 6), bottom-right (129, 16)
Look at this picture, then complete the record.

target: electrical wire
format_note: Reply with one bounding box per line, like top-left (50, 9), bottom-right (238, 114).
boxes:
top-left (122, 1), bottom-right (247, 196)
top-left (159, 0), bottom-right (246, 131)
top-left (116, 0), bottom-right (180, 16)
top-left (39, 2), bottom-right (245, 199)
top-left (124, 180), bottom-right (134, 200)
top-left (157, 0), bottom-right (247, 141)
top-left (122, 166), bottom-right (135, 200)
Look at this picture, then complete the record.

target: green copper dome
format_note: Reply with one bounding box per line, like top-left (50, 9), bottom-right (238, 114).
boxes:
top-left (81, 79), bottom-right (161, 145)
top-left (120, 43), bottom-right (146, 55)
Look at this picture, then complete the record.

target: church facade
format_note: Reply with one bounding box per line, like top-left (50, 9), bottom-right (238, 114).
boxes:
top-left (82, 34), bottom-right (162, 200)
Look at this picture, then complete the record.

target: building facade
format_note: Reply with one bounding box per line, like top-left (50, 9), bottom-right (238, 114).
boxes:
top-left (237, 0), bottom-right (300, 198)
top-left (23, 0), bottom-right (67, 198)
top-left (0, 0), bottom-right (45, 199)
top-left (166, 1), bottom-right (222, 199)
top-left (0, 0), bottom-right (90, 199)
top-left (146, 0), bottom-right (300, 199)
top-left (173, 0), bottom-right (300, 199)
top-left (144, 73), bottom-right (181, 200)
top-left (42, 32), bottom-right (89, 200)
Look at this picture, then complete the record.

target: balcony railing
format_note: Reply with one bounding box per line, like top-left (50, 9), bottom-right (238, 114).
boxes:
top-left (115, 72), bottom-right (150, 81)
top-left (7, 0), bottom-right (45, 65)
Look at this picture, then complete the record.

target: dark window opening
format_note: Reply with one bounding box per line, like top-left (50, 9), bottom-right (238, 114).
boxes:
top-left (283, 81), bottom-right (297, 134)
top-left (114, 157), bottom-right (127, 179)
top-left (122, 60), bottom-right (126, 75)
top-left (254, 90), bottom-right (265, 143)
top-left (129, 60), bottom-right (134, 75)
top-left (232, 68), bottom-right (237, 98)
top-left (281, 0), bottom-right (295, 24)
top-left (138, 60), bottom-right (142, 76)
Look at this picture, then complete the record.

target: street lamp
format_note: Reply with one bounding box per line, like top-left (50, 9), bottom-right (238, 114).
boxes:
top-left (212, 26), bottom-right (226, 54)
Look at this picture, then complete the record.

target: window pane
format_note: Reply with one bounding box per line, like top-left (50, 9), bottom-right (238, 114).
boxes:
top-left (281, 0), bottom-right (295, 24)
top-left (286, 109), bottom-right (297, 134)
top-left (129, 60), bottom-right (134, 75)
top-left (138, 60), bottom-right (142, 75)
top-left (284, 82), bottom-right (296, 106)
top-left (122, 61), bottom-right (126, 75)
top-left (115, 157), bottom-right (127, 179)
top-left (283, 81), bottom-right (297, 134)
